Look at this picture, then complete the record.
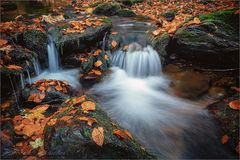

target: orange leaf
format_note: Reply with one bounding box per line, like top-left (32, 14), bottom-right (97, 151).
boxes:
top-left (228, 100), bottom-right (240, 110)
top-left (0, 39), bottom-right (8, 47)
top-left (111, 31), bottom-right (118, 35)
top-left (7, 65), bottom-right (23, 70)
top-left (59, 116), bottom-right (73, 122)
top-left (75, 95), bottom-right (86, 104)
top-left (123, 45), bottom-right (129, 50)
top-left (55, 85), bottom-right (63, 91)
top-left (92, 127), bottom-right (104, 146)
top-left (114, 129), bottom-right (128, 140)
top-left (47, 119), bottom-right (57, 126)
top-left (235, 141), bottom-right (240, 155)
top-left (111, 40), bottom-right (117, 48)
top-left (94, 60), bottom-right (103, 67)
top-left (81, 101), bottom-right (96, 111)
top-left (221, 135), bottom-right (229, 144)
top-left (231, 87), bottom-right (240, 92)
top-left (78, 116), bottom-right (97, 126)
top-left (124, 130), bottom-right (133, 139)
top-left (38, 146), bottom-right (46, 157)
top-left (0, 101), bottom-right (10, 109)
top-left (104, 55), bottom-right (109, 60)
top-left (92, 69), bottom-right (102, 76)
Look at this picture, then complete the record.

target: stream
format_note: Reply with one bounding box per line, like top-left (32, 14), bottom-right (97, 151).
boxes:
top-left (2, 2), bottom-right (237, 159)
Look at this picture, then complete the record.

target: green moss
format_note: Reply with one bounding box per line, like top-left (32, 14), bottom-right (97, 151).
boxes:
top-left (82, 127), bottom-right (92, 138)
top-left (117, 9), bottom-right (136, 17)
top-left (101, 18), bottom-right (111, 24)
top-left (93, 3), bottom-right (121, 16)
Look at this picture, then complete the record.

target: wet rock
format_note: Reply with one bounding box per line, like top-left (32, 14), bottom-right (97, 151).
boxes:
top-left (1, 2), bottom-right (17, 11)
top-left (54, 19), bottom-right (112, 57)
top-left (44, 97), bottom-right (154, 159)
top-left (117, 9), bottom-right (136, 17)
top-left (150, 32), bottom-right (170, 64)
top-left (207, 95), bottom-right (239, 155)
top-left (105, 32), bottom-right (122, 51)
top-left (23, 29), bottom-right (48, 64)
top-left (208, 87), bottom-right (226, 99)
top-left (21, 79), bottom-right (73, 107)
top-left (118, 0), bottom-right (144, 6)
top-left (170, 71), bottom-right (210, 98)
top-left (169, 9), bottom-right (239, 69)
top-left (93, 3), bottom-right (121, 16)
top-left (160, 10), bottom-right (176, 22)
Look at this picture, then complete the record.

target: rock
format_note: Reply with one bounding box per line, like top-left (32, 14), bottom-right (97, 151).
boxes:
top-left (169, 9), bottom-right (239, 69)
top-left (23, 29), bottom-right (48, 64)
top-left (1, 2), bottom-right (17, 11)
top-left (117, 9), bottom-right (136, 17)
top-left (21, 79), bottom-right (73, 107)
top-left (150, 32), bottom-right (171, 64)
top-left (44, 96), bottom-right (154, 159)
top-left (118, 0), bottom-right (144, 6)
top-left (54, 18), bottom-right (112, 57)
top-left (208, 87), bottom-right (226, 99)
top-left (160, 10), bottom-right (176, 22)
top-left (171, 70), bottom-right (210, 98)
top-left (106, 32), bottom-right (122, 52)
top-left (93, 3), bottom-right (121, 16)
top-left (207, 95), bottom-right (239, 155)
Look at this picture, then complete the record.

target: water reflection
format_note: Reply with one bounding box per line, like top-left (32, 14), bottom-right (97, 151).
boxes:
top-left (1, 0), bottom-right (72, 21)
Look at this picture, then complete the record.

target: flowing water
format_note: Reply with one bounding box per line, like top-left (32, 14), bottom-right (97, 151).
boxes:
top-left (47, 35), bottom-right (60, 72)
top-left (90, 17), bottom-right (234, 158)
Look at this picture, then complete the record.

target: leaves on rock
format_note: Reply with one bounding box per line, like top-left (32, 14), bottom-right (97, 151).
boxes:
top-left (0, 39), bottom-right (8, 47)
top-left (6, 64), bottom-right (23, 70)
top-left (94, 60), bottom-right (103, 67)
top-left (111, 40), bottom-right (117, 48)
top-left (228, 100), bottom-right (240, 110)
top-left (78, 116), bottom-right (98, 126)
top-left (81, 101), bottom-right (96, 111)
top-left (27, 93), bottom-right (46, 103)
top-left (92, 127), bottom-right (104, 146)
top-left (113, 129), bottom-right (133, 140)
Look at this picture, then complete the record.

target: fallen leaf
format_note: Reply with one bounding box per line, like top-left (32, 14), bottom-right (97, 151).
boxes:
top-left (123, 45), bottom-right (129, 50)
top-left (228, 100), bottom-right (240, 110)
top-left (78, 116), bottom-right (97, 126)
top-left (55, 85), bottom-right (63, 91)
top-left (30, 138), bottom-right (44, 149)
top-left (94, 60), bottom-right (103, 67)
top-left (104, 55), bottom-right (109, 60)
top-left (111, 31), bottom-right (118, 35)
top-left (92, 127), bottom-right (104, 146)
top-left (231, 87), bottom-right (240, 92)
top-left (221, 134), bottom-right (229, 144)
top-left (114, 129), bottom-right (128, 140)
top-left (47, 118), bottom-right (57, 126)
top-left (81, 101), bottom-right (96, 111)
top-left (75, 95), bottom-right (86, 104)
top-left (0, 101), bottom-right (10, 109)
top-left (235, 141), bottom-right (240, 155)
top-left (92, 69), bottom-right (102, 76)
top-left (7, 65), bottom-right (23, 70)
top-left (0, 39), bottom-right (8, 47)
top-left (59, 116), bottom-right (73, 122)
top-left (111, 40), bottom-right (117, 48)
top-left (38, 146), bottom-right (46, 157)
top-left (124, 130), bottom-right (133, 139)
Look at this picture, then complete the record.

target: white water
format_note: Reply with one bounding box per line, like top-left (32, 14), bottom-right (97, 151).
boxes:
top-left (32, 58), bottom-right (41, 75)
top-left (47, 35), bottom-right (60, 72)
top-left (111, 43), bottom-right (161, 77)
top-left (30, 35), bottom-right (80, 88)
top-left (90, 44), bottom-right (230, 158)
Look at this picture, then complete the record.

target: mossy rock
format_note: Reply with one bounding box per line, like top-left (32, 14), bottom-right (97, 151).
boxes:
top-left (23, 29), bottom-right (48, 64)
top-left (93, 3), bottom-right (121, 16)
top-left (117, 9), bottom-right (136, 17)
top-left (160, 10), bottom-right (176, 22)
top-left (44, 96), bottom-right (154, 159)
top-left (118, 0), bottom-right (144, 6)
top-left (169, 9), bottom-right (239, 69)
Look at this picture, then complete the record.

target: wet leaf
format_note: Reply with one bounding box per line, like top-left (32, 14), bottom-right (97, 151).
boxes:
top-left (111, 31), bottom-right (118, 35)
top-left (27, 93), bottom-right (46, 103)
top-left (55, 85), bottom-right (63, 91)
top-left (92, 69), bottom-right (102, 76)
top-left (0, 101), bottom-right (11, 109)
top-left (47, 118), bottom-right (57, 126)
top-left (0, 39), bottom-right (8, 47)
top-left (221, 134), bottom-right (229, 144)
top-left (81, 101), bottom-right (96, 111)
top-left (124, 130), bottom-right (133, 139)
top-left (228, 100), bottom-right (240, 110)
top-left (94, 60), bottom-right (103, 67)
top-left (7, 64), bottom-right (23, 70)
top-left (231, 87), bottom-right (240, 92)
top-left (78, 116), bottom-right (97, 126)
top-left (59, 116), bottom-right (73, 122)
top-left (104, 55), bottom-right (109, 60)
top-left (114, 129), bottom-right (128, 140)
top-left (111, 40), bottom-right (117, 48)
top-left (75, 95), bottom-right (86, 104)
top-left (92, 127), bottom-right (104, 146)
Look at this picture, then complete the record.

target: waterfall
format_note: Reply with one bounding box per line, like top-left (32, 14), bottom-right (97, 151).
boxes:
top-left (111, 43), bottom-right (161, 78)
top-left (32, 58), bottom-right (41, 75)
top-left (26, 69), bottom-right (32, 84)
top-left (47, 35), bottom-right (60, 72)
top-left (20, 73), bottom-right (25, 89)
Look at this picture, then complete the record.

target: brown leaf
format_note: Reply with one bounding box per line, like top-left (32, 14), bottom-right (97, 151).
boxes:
top-left (0, 39), bottom-right (8, 47)
top-left (81, 101), bottom-right (96, 111)
top-left (94, 60), bottom-right (103, 67)
top-left (111, 31), bottom-right (118, 35)
top-left (92, 127), bottom-right (104, 146)
top-left (59, 116), bottom-right (73, 122)
top-left (228, 100), bottom-right (240, 110)
top-left (47, 119), bottom-right (57, 126)
top-left (0, 101), bottom-right (10, 109)
top-left (221, 134), bottom-right (229, 144)
top-left (78, 116), bottom-right (97, 126)
top-left (92, 69), bottom-right (102, 76)
top-left (7, 65), bottom-right (23, 70)
top-left (55, 85), bottom-right (63, 91)
top-left (114, 129), bottom-right (128, 140)
top-left (111, 40), bottom-right (117, 48)
top-left (104, 55), bottom-right (109, 60)
top-left (75, 95), bottom-right (86, 104)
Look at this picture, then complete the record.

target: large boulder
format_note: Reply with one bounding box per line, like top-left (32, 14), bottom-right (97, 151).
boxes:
top-left (44, 96), bottom-right (154, 159)
top-left (117, 9), bottom-right (136, 17)
top-left (169, 9), bottom-right (239, 68)
top-left (93, 3), bottom-right (121, 16)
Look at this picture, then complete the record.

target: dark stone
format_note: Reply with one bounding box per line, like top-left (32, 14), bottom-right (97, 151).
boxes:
top-left (160, 10), bottom-right (176, 22)
top-left (169, 9), bottom-right (239, 69)
top-left (117, 9), bottom-right (136, 17)
top-left (207, 95), bottom-right (239, 155)
top-left (23, 29), bottom-right (48, 64)
top-left (44, 97), bottom-right (154, 159)
top-left (1, 2), bottom-right (17, 11)
top-left (93, 3), bottom-right (121, 16)
top-left (118, 0), bottom-right (144, 6)
top-left (150, 32), bottom-right (171, 64)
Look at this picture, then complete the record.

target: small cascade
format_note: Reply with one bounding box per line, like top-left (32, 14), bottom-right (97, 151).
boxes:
top-left (20, 73), bottom-right (25, 89)
top-left (47, 35), bottom-right (60, 72)
top-left (111, 43), bottom-right (161, 78)
top-left (32, 58), bottom-right (41, 76)
top-left (8, 76), bottom-right (21, 111)
top-left (102, 32), bottom-right (108, 52)
top-left (26, 69), bottom-right (32, 84)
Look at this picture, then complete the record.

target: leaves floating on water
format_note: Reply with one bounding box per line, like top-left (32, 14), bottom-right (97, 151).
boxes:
top-left (92, 127), bottom-right (104, 146)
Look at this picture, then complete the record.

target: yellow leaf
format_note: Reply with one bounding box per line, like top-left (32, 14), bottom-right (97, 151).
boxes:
top-left (94, 60), bottom-right (103, 67)
top-left (78, 116), bottom-right (97, 126)
top-left (81, 101), bottom-right (96, 111)
top-left (86, 8), bottom-right (93, 14)
top-left (92, 127), bottom-right (104, 146)
top-left (111, 40), bottom-right (117, 48)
